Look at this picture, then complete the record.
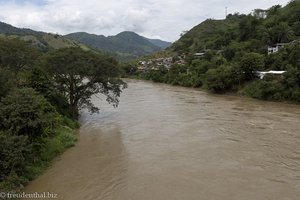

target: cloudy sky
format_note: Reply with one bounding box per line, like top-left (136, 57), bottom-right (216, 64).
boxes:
top-left (0, 0), bottom-right (291, 41)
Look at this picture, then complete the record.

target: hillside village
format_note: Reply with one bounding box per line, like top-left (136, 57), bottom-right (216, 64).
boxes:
top-left (136, 41), bottom-right (298, 80)
top-left (137, 55), bottom-right (186, 71)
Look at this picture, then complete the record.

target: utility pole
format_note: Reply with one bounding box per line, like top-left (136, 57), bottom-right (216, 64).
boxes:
top-left (225, 6), bottom-right (228, 18)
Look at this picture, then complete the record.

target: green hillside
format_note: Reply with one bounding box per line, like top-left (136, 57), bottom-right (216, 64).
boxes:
top-left (131, 0), bottom-right (300, 102)
top-left (171, 18), bottom-right (240, 54)
top-left (65, 31), bottom-right (171, 61)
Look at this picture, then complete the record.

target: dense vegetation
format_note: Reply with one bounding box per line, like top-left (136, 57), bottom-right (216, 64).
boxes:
top-left (0, 38), bottom-right (126, 191)
top-left (65, 31), bottom-right (171, 61)
top-left (129, 0), bottom-right (300, 102)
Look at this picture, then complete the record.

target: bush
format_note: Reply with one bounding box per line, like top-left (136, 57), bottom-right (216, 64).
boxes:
top-left (0, 131), bottom-right (31, 189)
top-left (239, 52), bottom-right (265, 80)
top-left (40, 127), bottom-right (76, 162)
top-left (0, 88), bottom-right (58, 140)
top-left (204, 65), bottom-right (238, 93)
top-left (241, 80), bottom-right (282, 100)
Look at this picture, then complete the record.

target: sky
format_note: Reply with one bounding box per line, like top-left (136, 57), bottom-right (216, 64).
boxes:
top-left (0, 0), bottom-right (291, 42)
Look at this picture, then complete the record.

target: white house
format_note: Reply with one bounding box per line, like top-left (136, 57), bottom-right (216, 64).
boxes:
top-left (255, 70), bottom-right (286, 79)
top-left (268, 43), bottom-right (289, 54)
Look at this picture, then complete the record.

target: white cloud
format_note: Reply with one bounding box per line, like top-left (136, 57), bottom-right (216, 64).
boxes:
top-left (0, 0), bottom-right (291, 41)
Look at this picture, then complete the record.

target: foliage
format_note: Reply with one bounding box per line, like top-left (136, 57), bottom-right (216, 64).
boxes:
top-left (0, 38), bottom-right (41, 72)
top-left (0, 131), bottom-right (30, 186)
top-left (239, 52), bottom-right (265, 80)
top-left (0, 68), bottom-right (15, 99)
top-left (268, 22), bottom-right (295, 44)
top-left (27, 67), bottom-right (72, 118)
top-left (241, 80), bottom-right (283, 100)
top-left (0, 126), bottom-right (77, 191)
top-left (0, 88), bottom-right (58, 140)
top-left (204, 65), bottom-right (239, 93)
top-left (43, 47), bottom-right (127, 118)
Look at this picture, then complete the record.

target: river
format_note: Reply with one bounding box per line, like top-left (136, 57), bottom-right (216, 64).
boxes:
top-left (25, 79), bottom-right (300, 200)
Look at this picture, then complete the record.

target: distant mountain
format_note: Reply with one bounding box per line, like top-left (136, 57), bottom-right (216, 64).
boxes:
top-left (65, 31), bottom-right (172, 60)
top-left (0, 21), bottom-right (42, 36)
top-left (145, 38), bottom-right (172, 49)
top-left (0, 21), bottom-right (91, 51)
top-left (0, 21), bottom-right (172, 60)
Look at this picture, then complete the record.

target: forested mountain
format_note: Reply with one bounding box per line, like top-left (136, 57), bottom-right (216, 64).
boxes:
top-left (65, 31), bottom-right (171, 60)
top-left (145, 38), bottom-right (172, 49)
top-left (130, 0), bottom-right (300, 102)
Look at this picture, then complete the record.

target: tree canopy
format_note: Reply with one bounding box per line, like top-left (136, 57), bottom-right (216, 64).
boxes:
top-left (44, 48), bottom-right (127, 118)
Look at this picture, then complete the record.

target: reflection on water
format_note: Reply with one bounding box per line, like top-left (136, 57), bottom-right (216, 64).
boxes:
top-left (25, 79), bottom-right (300, 200)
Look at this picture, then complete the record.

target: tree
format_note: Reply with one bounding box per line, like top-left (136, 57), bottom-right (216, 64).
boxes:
top-left (204, 65), bottom-right (237, 93)
top-left (0, 69), bottom-right (14, 99)
top-left (239, 15), bottom-right (261, 41)
top-left (0, 38), bottom-right (41, 72)
top-left (44, 48), bottom-right (127, 118)
top-left (239, 52), bottom-right (265, 80)
top-left (268, 22), bottom-right (295, 44)
top-left (27, 67), bottom-right (72, 117)
top-left (267, 5), bottom-right (282, 17)
top-left (0, 88), bottom-right (58, 140)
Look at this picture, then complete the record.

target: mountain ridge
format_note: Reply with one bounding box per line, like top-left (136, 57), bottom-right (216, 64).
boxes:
top-left (0, 21), bottom-right (171, 60)
top-left (65, 31), bottom-right (172, 60)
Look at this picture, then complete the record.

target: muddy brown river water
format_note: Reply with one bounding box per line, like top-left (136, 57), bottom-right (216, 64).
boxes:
top-left (25, 79), bottom-right (300, 200)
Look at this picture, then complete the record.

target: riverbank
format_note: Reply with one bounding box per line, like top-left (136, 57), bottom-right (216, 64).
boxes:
top-left (124, 74), bottom-right (300, 104)
top-left (0, 116), bottom-right (78, 192)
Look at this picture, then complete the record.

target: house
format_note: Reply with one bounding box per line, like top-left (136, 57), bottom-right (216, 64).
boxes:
top-left (268, 43), bottom-right (289, 54)
top-left (255, 70), bottom-right (286, 79)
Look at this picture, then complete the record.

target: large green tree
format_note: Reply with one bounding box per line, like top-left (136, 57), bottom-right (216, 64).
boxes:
top-left (44, 48), bottom-right (126, 118)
